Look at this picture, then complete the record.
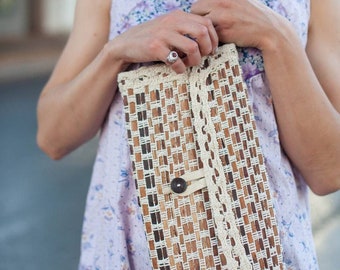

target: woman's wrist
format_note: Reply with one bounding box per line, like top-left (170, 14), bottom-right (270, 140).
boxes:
top-left (101, 39), bottom-right (131, 75)
top-left (260, 17), bottom-right (301, 58)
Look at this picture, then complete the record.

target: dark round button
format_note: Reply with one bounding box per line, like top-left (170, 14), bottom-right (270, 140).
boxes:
top-left (170, 177), bottom-right (187, 194)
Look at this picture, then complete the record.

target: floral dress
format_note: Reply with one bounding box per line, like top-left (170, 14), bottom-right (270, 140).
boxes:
top-left (79, 0), bottom-right (318, 269)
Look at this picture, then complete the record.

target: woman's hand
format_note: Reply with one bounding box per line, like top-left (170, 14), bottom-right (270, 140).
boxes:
top-left (108, 10), bottom-right (218, 73)
top-left (191, 0), bottom-right (293, 51)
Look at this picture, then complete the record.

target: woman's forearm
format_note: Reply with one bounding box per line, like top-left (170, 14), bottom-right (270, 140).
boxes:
top-left (190, 0), bottom-right (340, 194)
top-left (37, 45), bottom-right (126, 160)
top-left (261, 25), bottom-right (340, 195)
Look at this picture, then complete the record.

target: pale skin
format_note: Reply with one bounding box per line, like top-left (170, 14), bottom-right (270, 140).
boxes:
top-left (37, 0), bottom-right (340, 195)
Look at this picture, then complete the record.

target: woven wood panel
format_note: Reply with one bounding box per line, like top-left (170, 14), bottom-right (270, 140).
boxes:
top-left (118, 44), bottom-right (283, 270)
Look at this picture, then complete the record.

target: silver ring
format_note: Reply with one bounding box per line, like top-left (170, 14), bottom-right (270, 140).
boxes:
top-left (166, 51), bottom-right (179, 64)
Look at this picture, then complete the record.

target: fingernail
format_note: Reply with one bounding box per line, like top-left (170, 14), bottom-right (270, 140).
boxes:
top-left (210, 47), bottom-right (217, 55)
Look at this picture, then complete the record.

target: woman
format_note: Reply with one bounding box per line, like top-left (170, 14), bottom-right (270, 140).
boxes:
top-left (37, 0), bottom-right (340, 269)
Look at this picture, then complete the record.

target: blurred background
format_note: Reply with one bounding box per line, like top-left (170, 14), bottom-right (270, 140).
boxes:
top-left (0, 1), bottom-right (339, 269)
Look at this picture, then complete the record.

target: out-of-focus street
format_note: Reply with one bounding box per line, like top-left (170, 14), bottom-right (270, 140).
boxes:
top-left (0, 34), bottom-right (339, 270)
top-left (0, 73), bottom-right (97, 270)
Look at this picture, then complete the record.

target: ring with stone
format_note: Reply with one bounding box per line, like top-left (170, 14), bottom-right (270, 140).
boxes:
top-left (166, 51), bottom-right (179, 64)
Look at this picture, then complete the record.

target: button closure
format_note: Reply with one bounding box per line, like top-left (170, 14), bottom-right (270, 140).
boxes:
top-left (171, 177), bottom-right (187, 194)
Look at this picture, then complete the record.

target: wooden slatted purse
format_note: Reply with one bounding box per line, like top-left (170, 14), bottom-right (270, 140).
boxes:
top-left (118, 43), bottom-right (283, 270)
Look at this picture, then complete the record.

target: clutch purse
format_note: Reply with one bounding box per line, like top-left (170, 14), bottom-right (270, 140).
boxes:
top-left (118, 44), bottom-right (283, 269)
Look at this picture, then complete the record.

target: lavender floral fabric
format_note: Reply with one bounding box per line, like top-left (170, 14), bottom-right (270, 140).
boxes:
top-left (79, 1), bottom-right (318, 269)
